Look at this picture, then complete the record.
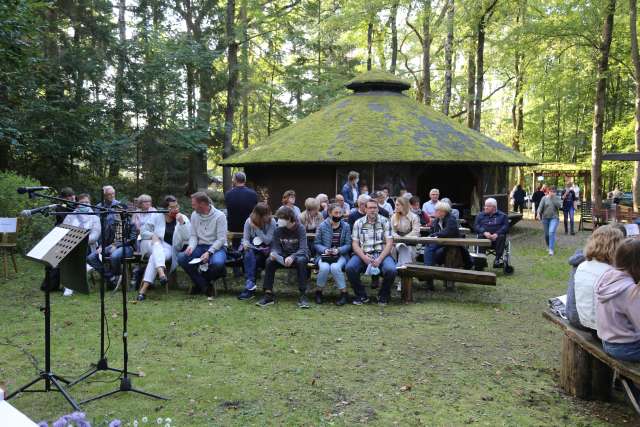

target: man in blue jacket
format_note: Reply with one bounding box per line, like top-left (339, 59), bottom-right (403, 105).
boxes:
top-left (474, 198), bottom-right (509, 268)
top-left (341, 171), bottom-right (359, 207)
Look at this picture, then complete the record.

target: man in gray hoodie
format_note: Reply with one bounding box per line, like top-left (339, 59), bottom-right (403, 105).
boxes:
top-left (177, 192), bottom-right (228, 295)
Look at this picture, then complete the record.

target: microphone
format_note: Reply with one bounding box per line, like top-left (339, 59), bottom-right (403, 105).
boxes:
top-left (20, 204), bottom-right (58, 217)
top-left (17, 186), bottom-right (50, 194)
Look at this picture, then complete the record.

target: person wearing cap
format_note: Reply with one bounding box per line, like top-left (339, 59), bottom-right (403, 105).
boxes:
top-left (237, 202), bottom-right (276, 301)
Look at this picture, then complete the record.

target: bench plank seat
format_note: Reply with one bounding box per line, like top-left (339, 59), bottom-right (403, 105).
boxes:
top-left (399, 264), bottom-right (496, 285)
top-left (393, 236), bottom-right (492, 247)
top-left (543, 310), bottom-right (640, 401)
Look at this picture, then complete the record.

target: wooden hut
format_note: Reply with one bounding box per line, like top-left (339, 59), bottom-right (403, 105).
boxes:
top-left (220, 71), bottom-right (535, 215)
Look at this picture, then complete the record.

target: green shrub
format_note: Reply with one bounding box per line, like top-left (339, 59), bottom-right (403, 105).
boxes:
top-left (0, 171), bottom-right (55, 251)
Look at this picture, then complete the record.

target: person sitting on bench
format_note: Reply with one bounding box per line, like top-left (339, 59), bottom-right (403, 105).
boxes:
top-left (346, 199), bottom-right (396, 306)
top-left (177, 192), bottom-right (228, 297)
top-left (257, 206), bottom-right (310, 308)
top-left (423, 201), bottom-right (460, 267)
top-left (596, 239), bottom-right (640, 362)
top-left (137, 195), bottom-right (191, 301)
top-left (313, 203), bottom-right (352, 306)
top-left (238, 202), bottom-right (276, 301)
top-left (473, 198), bottom-right (508, 268)
top-left (569, 225), bottom-right (623, 331)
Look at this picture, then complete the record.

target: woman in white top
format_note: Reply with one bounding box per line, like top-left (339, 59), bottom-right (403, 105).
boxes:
top-left (391, 196), bottom-right (421, 270)
top-left (574, 225), bottom-right (624, 330)
top-left (62, 193), bottom-right (101, 296)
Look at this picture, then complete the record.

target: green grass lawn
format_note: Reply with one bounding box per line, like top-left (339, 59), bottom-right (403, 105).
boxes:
top-left (1, 220), bottom-right (636, 426)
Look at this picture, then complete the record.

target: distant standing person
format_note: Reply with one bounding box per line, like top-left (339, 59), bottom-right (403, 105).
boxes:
top-left (537, 186), bottom-right (562, 256)
top-left (561, 184), bottom-right (577, 235)
top-left (512, 185), bottom-right (526, 214)
top-left (341, 170), bottom-right (360, 207)
top-left (531, 185), bottom-right (545, 219)
top-left (225, 172), bottom-right (258, 275)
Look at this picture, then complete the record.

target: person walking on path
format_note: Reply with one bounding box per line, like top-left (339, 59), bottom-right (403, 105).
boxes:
top-left (537, 186), bottom-right (562, 256)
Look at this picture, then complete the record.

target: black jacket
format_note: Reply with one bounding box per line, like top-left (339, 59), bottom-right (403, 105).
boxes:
top-left (225, 186), bottom-right (258, 232)
top-left (430, 213), bottom-right (459, 238)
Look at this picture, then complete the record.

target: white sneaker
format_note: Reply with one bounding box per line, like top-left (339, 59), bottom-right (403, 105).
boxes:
top-left (548, 249), bottom-right (554, 256)
top-left (63, 288), bottom-right (74, 297)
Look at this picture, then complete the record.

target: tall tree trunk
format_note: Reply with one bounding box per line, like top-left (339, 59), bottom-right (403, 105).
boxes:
top-left (111, 0), bottom-right (127, 178)
top-left (631, 0), bottom-right (640, 211)
top-left (240, 0), bottom-right (249, 149)
top-left (591, 0), bottom-right (616, 209)
top-left (0, 85), bottom-right (9, 171)
top-left (389, 0), bottom-right (398, 73)
top-left (367, 22), bottom-right (373, 70)
top-left (466, 41), bottom-right (476, 129)
top-left (511, 0), bottom-right (525, 185)
top-left (473, 0), bottom-right (498, 131)
top-left (442, 0), bottom-right (454, 115)
top-left (422, 0), bottom-right (432, 105)
top-left (223, 0), bottom-right (238, 192)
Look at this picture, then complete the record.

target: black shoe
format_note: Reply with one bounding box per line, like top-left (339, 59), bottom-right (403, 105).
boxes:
top-left (315, 290), bottom-right (323, 305)
top-left (159, 275), bottom-right (168, 287)
top-left (298, 295), bottom-right (310, 309)
top-left (136, 293), bottom-right (145, 301)
top-left (238, 289), bottom-right (255, 301)
top-left (377, 296), bottom-right (388, 306)
top-left (336, 293), bottom-right (348, 306)
top-left (352, 295), bottom-right (370, 305)
top-left (570, 232), bottom-right (575, 235)
top-left (257, 293), bottom-right (275, 307)
top-left (493, 260), bottom-right (504, 269)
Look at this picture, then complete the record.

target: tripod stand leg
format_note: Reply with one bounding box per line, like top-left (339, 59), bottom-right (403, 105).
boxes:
top-left (67, 367), bottom-right (99, 387)
top-left (79, 388), bottom-right (121, 405)
top-left (129, 387), bottom-right (169, 400)
top-left (6, 376), bottom-right (44, 399)
top-left (49, 375), bottom-right (81, 411)
top-left (52, 373), bottom-right (71, 384)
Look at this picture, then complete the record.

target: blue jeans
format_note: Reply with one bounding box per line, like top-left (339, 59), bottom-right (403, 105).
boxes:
top-left (346, 254), bottom-right (396, 299)
top-left (87, 245), bottom-right (134, 280)
top-left (243, 248), bottom-right (267, 288)
top-left (423, 244), bottom-right (445, 266)
top-left (563, 207), bottom-right (575, 233)
top-left (316, 256), bottom-right (347, 290)
top-left (542, 218), bottom-right (559, 251)
top-left (603, 340), bottom-right (640, 362)
top-left (177, 245), bottom-right (227, 293)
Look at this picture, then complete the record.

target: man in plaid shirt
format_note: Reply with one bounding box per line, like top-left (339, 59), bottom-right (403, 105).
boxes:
top-left (346, 199), bottom-right (397, 305)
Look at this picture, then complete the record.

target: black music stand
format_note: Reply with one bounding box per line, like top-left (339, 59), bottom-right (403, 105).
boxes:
top-left (6, 224), bottom-right (89, 411)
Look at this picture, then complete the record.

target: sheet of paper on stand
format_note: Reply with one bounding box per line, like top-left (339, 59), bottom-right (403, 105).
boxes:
top-left (0, 218), bottom-right (17, 233)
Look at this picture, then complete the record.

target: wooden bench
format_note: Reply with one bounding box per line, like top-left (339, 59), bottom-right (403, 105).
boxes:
top-left (543, 310), bottom-right (640, 404)
top-left (393, 236), bottom-right (496, 302)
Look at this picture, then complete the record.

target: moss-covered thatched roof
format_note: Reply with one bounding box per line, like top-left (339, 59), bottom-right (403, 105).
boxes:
top-left (221, 71), bottom-right (535, 166)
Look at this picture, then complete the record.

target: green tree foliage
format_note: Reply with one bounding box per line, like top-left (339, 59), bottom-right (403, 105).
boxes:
top-left (2, 0), bottom-right (640, 199)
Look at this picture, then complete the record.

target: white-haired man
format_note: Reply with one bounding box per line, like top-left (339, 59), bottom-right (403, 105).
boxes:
top-left (422, 188), bottom-right (440, 217)
top-left (473, 198), bottom-right (509, 268)
top-left (96, 185), bottom-right (121, 226)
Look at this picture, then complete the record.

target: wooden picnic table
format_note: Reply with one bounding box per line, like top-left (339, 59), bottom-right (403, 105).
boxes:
top-left (393, 236), bottom-right (491, 247)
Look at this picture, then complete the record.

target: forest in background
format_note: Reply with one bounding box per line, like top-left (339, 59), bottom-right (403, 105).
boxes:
top-left (2, 0), bottom-right (640, 209)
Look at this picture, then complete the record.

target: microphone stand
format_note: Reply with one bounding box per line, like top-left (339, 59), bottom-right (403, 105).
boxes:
top-left (80, 207), bottom-right (168, 404)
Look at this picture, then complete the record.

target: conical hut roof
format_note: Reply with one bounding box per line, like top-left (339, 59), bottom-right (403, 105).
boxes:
top-left (221, 71), bottom-right (535, 166)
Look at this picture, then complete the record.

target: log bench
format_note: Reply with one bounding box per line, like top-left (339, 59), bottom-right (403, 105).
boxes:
top-left (542, 310), bottom-right (640, 403)
top-left (393, 236), bottom-right (496, 302)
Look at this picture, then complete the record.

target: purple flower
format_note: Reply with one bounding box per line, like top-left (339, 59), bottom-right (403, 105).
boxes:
top-left (108, 420), bottom-right (122, 427)
top-left (50, 411), bottom-right (91, 427)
